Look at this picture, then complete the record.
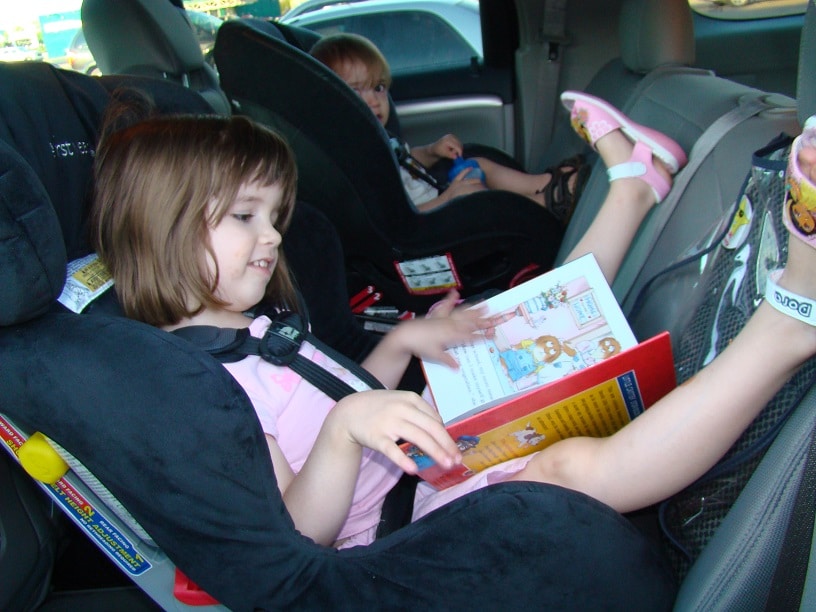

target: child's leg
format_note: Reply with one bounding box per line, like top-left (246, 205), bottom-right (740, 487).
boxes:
top-left (474, 156), bottom-right (583, 208)
top-left (558, 92), bottom-right (687, 283)
top-left (512, 125), bottom-right (816, 515)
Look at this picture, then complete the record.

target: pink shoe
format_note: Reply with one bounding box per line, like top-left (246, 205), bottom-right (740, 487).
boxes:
top-left (783, 116), bottom-right (816, 250)
top-left (561, 91), bottom-right (687, 173)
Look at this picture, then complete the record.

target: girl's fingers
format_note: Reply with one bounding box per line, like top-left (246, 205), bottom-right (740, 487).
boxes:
top-left (387, 421), bottom-right (460, 473)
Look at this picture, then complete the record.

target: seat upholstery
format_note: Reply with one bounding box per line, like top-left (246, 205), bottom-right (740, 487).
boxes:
top-left (0, 60), bottom-right (677, 612)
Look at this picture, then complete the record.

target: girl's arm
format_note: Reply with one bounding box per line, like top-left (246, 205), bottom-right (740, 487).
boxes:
top-left (517, 289), bottom-right (816, 514)
top-left (268, 390), bottom-right (461, 546)
top-left (360, 291), bottom-right (488, 388)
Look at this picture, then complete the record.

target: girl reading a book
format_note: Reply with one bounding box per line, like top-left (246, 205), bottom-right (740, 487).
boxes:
top-left (92, 89), bottom-right (816, 548)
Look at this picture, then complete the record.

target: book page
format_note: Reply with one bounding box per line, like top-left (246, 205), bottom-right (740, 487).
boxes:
top-left (423, 254), bottom-right (637, 424)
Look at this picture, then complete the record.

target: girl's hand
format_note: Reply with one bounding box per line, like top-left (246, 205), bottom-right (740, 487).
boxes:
top-left (388, 291), bottom-right (493, 369)
top-left (329, 389), bottom-right (461, 473)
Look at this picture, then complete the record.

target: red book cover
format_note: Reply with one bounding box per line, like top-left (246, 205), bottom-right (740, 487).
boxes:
top-left (404, 255), bottom-right (676, 489)
top-left (403, 332), bottom-right (675, 489)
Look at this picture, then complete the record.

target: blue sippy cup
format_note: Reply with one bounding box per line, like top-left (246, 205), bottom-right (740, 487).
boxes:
top-left (448, 156), bottom-right (486, 183)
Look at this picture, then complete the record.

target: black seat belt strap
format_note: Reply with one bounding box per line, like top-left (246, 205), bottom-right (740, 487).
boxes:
top-left (173, 309), bottom-right (385, 402)
top-left (388, 135), bottom-right (446, 191)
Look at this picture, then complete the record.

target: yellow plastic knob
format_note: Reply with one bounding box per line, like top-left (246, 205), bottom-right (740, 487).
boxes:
top-left (18, 432), bottom-right (69, 484)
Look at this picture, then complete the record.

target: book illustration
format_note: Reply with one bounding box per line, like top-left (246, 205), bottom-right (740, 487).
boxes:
top-left (409, 255), bottom-right (676, 491)
top-left (486, 278), bottom-right (624, 391)
top-left (424, 255), bottom-right (637, 425)
top-left (510, 423), bottom-right (547, 448)
top-left (405, 435), bottom-right (480, 473)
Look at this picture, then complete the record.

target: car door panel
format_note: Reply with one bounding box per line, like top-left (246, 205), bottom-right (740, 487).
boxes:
top-left (390, 64), bottom-right (515, 154)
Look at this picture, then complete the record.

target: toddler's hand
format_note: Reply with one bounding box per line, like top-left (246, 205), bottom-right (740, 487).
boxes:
top-left (330, 390), bottom-right (461, 473)
top-left (431, 133), bottom-right (463, 160)
top-left (444, 173), bottom-right (487, 200)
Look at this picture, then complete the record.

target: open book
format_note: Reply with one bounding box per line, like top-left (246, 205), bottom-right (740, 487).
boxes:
top-left (405, 254), bottom-right (676, 490)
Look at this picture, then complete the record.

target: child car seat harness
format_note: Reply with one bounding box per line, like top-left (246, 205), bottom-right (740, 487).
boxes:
top-left (388, 134), bottom-right (447, 192)
top-left (172, 307), bottom-right (386, 402)
top-left (172, 300), bottom-right (419, 540)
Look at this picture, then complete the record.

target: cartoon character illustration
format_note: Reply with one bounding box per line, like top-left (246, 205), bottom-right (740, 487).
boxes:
top-left (455, 435), bottom-right (480, 452)
top-left (499, 335), bottom-right (586, 384)
top-left (481, 284), bottom-right (570, 339)
top-left (405, 436), bottom-right (481, 471)
top-left (510, 423), bottom-right (547, 448)
top-left (786, 172), bottom-right (816, 236)
top-left (404, 445), bottom-right (434, 471)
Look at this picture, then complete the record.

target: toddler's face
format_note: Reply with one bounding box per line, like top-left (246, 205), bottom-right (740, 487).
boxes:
top-left (334, 58), bottom-right (390, 126)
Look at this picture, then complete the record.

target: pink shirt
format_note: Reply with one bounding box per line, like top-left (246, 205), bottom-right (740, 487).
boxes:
top-left (223, 316), bottom-right (402, 545)
top-left (223, 316), bottom-right (533, 547)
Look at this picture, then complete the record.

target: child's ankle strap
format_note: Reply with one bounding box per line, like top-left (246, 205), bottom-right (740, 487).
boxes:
top-left (765, 269), bottom-right (816, 326)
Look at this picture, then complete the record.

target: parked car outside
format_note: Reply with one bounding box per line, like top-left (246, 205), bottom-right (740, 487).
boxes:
top-left (0, 45), bottom-right (43, 63)
top-left (280, 0), bottom-right (482, 73)
top-left (66, 29), bottom-right (96, 74)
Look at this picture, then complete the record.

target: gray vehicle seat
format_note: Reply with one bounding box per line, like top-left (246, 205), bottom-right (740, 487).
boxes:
top-left (555, 0), bottom-right (800, 344)
top-left (671, 4), bottom-right (816, 608)
top-left (540, 0), bottom-right (697, 171)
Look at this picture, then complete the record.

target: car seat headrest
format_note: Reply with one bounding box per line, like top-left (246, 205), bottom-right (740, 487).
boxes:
top-left (0, 62), bottom-right (222, 325)
top-left (240, 17), bottom-right (322, 51)
top-left (0, 63), bottom-right (108, 262)
top-left (619, 0), bottom-right (695, 74)
top-left (0, 141), bottom-right (67, 326)
top-left (798, 0), bottom-right (816, 126)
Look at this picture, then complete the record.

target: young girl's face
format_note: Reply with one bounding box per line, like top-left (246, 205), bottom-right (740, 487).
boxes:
top-left (206, 180), bottom-right (284, 316)
top-left (335, 58), bottom-right (390, 126)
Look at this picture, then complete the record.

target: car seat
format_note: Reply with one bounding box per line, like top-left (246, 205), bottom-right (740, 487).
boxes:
top-left (79, 0), bottom-right (562, 313)
top-left (0, 61), bottom-right (678, 611)
top-left (211, 18), bottom-right (565, 312)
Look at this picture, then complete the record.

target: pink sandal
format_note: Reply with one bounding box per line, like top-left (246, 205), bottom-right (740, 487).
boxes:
top-left (783, 116), bottom-right (816, 250)
top-left (561, 91), bottom-right (687, 203)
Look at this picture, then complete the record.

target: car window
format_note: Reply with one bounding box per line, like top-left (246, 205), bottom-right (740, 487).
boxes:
top-left (689, 0), bottom-right (808, 20)
top-left (1, 3), bottom-right (223, 74)
top-left (302, 10), bottom-right (480, 73)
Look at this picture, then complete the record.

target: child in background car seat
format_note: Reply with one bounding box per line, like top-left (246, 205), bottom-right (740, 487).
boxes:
top-left (310, 33), bottom-right (589, 223)
top-left (91, 89), bottom-right (816, 550)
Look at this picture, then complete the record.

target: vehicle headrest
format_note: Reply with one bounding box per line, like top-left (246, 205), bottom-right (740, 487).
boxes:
top-left (619, 0), bottom-right (695, 74)
top-left (81, 0), bottom-right (231, 115)
top-left (82, 0), bottom-right (203, 76)
top-left (0, 63), bottom-right (108, 262)
top-left (798, 0), bottom-right (816, 126)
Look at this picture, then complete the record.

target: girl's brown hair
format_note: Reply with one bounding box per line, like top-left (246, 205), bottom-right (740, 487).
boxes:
top-left (310, 33), bottom-right (392, 89)
top-left (92, 104), bottom-right (298, 327)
